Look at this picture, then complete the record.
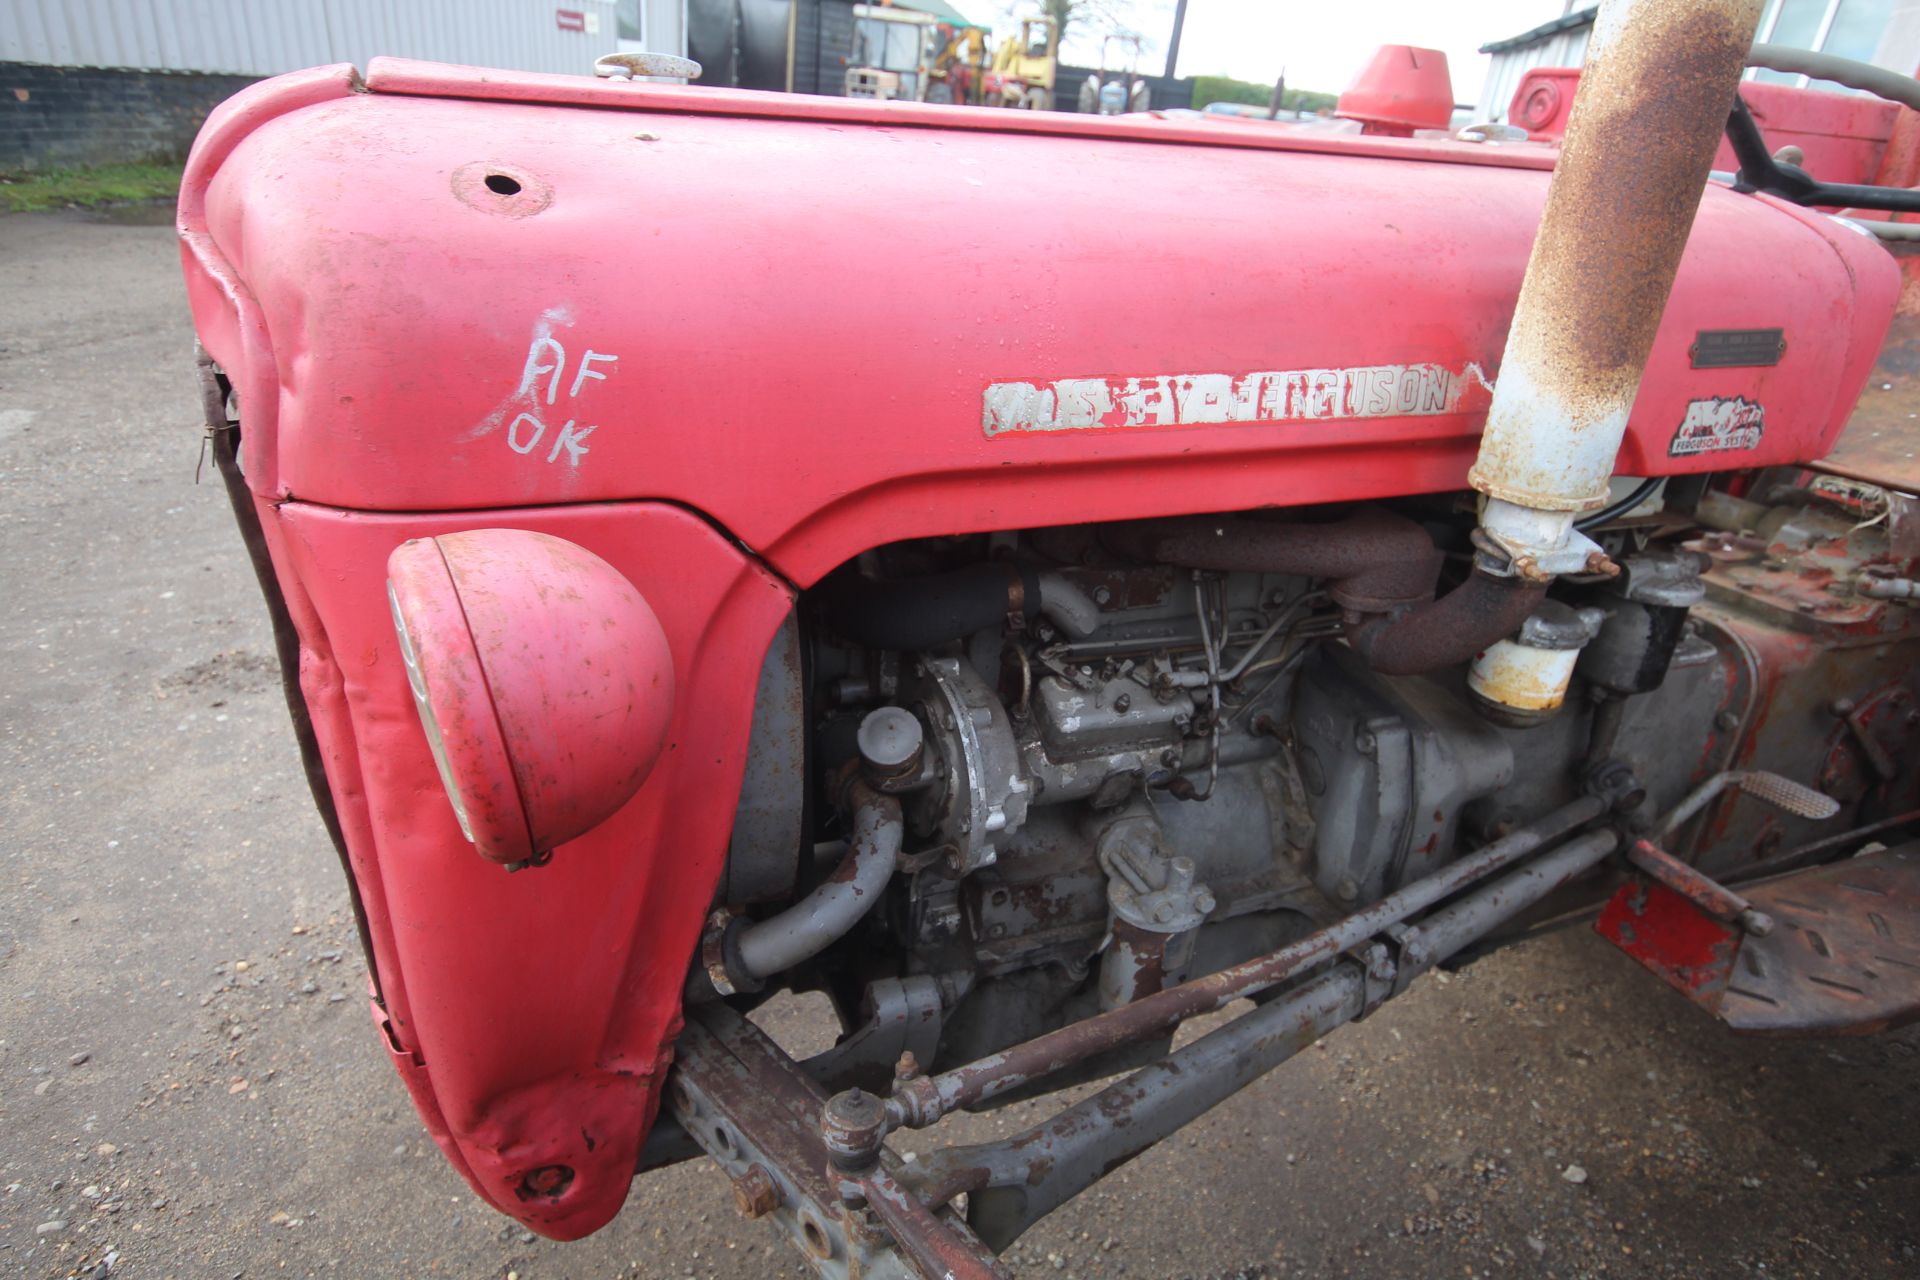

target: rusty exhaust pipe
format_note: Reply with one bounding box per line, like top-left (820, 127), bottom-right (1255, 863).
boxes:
top-left (1470, 0), bottom-right (1764, 580)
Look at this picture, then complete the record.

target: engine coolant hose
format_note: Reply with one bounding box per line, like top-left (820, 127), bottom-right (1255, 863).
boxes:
top-left (734, 782), bottom-right (902, 981)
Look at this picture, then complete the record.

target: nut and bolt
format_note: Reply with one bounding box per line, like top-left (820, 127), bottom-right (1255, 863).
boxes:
top-left (520, 1164), bottom-right (573, 1198)
top-left (1093, 585), bottom-right (1113, 606)
top-left (731, 1164), bottom-right (780, 1219)
top-left (821, 1088), bottom-right (889, 1175)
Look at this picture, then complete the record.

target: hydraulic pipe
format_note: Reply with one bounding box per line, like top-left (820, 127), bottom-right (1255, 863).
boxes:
top-left (734, 784), bottom-right (901, 980)
top-left (887, 794), bottom-right (1608, 1128)
top-left (1469, 0), bottom-right (1765, 578)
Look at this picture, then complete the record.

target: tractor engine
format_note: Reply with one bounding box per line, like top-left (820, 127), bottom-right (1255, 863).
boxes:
top-left (707, 478), bottom-right (1918, 1089)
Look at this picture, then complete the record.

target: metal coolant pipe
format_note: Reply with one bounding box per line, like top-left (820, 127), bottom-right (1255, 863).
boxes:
top-left (1470, 0), bottom-right (1764, 578)
top-left (734, 784), bottom-right (902, 980)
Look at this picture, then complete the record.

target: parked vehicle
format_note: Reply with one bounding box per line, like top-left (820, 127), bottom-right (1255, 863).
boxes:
top-left (179, 5), bottom-right (1920, 1275)
top-left (984, 14), bottom-right (1057, 109)
top-left (1078, 33), bottom-right (1150, 115)
top-left (927, 23), bottom-right (989, 106)
top-left (845, 3), bottom-right (939, 100)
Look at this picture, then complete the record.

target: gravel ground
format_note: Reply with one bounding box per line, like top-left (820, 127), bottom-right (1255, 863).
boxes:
top-left (3, 208), bottom-right (1919, 1280)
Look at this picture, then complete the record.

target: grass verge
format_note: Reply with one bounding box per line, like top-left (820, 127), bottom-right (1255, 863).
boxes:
top-left (1, 162), bottom-right (184, 214)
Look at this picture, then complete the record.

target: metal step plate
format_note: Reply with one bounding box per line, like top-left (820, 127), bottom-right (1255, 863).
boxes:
top-left (1598, 842), bottom-right (1920, 1037)
top-left (1723, 844), bottom-right (1920, 1035)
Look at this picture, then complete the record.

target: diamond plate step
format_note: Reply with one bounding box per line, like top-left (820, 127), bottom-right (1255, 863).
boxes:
top-left (1597, 842), bottom-right (1920, 1037)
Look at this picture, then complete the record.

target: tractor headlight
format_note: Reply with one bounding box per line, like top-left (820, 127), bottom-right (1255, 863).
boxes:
top-left (384, 530), bottom-right (675, 867)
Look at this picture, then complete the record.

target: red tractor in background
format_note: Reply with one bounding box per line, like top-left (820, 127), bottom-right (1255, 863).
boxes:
top-left (180, 0), bottom-right (1920, 1273)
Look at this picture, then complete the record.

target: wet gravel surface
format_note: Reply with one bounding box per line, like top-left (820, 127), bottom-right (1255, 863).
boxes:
top-left (3, 210), bottom-right (1919, 1279)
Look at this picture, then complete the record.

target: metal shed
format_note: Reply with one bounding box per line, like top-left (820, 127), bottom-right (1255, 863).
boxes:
top-left (1474, 4), bottom-right (1596, 125)
top-left (1, 0), bottom-right (658, 78)
top-left (3, 0), bottom-right (690, 170)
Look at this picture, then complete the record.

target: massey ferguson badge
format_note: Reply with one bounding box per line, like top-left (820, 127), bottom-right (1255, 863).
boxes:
top-left (1669, 395), bottom-right (1766, 456)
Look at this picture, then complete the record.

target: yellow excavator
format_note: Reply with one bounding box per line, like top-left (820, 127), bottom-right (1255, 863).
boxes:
top-left (926, 25), bottom-right (989, 105)
top-left (983, 15), bottom-right (1058, 110)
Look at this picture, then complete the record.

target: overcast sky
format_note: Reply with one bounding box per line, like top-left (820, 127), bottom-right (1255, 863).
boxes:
top-left (988, 1), bottom-right (1576, 107)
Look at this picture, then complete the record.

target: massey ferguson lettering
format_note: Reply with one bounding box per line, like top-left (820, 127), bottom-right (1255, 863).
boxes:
top-left (982, 362), bottom-right (1493, 437)
top-left (1669, 396), bottom-right (1765, 456)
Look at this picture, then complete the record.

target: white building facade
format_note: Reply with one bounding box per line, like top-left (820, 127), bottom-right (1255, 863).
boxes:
top-left (1478, 0), bottom-right (1920, 123)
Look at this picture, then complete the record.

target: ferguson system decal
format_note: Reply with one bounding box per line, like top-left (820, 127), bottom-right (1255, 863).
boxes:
top-left (982, 362), bottom-right (1493, 437)
top-left (1669, 396), bottom-right (1765, 456)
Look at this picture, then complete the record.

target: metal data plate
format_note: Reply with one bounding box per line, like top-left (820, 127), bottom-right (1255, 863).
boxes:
top-left (1689, 327), bottom-right (1785, 368)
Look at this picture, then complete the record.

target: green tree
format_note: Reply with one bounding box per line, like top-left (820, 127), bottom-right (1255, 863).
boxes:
top-left (1042, 0), bottom-right (1128, 46)
top-left (1189, 73), bottom-right (1335, 115)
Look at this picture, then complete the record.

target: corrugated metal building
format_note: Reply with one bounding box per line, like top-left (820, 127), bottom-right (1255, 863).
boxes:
top-left (1475, 5), bottom-right (1595, 125)
top-left (1, 0), bottom-right (683, 78)
top-left (2, 0), bottom-right (687, 170)
top-left (1478, 0), bottom-right (1920, 123)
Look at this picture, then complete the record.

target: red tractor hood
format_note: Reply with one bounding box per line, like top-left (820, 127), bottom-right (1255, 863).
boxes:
top-left (183, 59), bottom-right (1895, 588)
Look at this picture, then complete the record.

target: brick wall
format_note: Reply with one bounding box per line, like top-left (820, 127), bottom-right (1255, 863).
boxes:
top-left (2, 63), bottom-right (260, 172)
